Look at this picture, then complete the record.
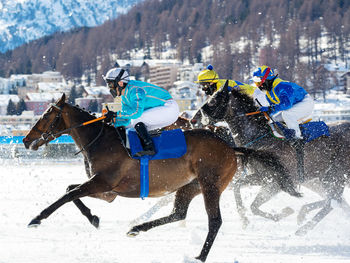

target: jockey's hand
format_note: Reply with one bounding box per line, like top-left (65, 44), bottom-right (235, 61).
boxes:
top-left (104, 110), bottom-right (116, 123)
top-left (260, 105), bottom-right (274, 114)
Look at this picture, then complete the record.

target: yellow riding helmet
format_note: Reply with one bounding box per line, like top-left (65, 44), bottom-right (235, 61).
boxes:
top-left (195, 64), bottom-right (219, 83)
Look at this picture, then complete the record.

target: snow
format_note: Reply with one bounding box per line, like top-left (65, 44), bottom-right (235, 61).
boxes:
top-left (1, 159), bottom-right (350, 263)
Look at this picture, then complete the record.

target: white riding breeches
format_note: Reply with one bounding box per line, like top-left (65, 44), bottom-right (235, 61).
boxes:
top-left (253, 88), bottom-right (270, 106)
top-left (272, 94), bottom-right (314, 138)
top-left (126, 99), bottom-right (180, 131)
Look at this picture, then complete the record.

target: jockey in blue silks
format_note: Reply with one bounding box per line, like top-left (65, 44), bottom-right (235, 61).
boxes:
top-left (252, 65), bottom-right (314, 141)
top-left (103, 67), bottom-right (179, 156)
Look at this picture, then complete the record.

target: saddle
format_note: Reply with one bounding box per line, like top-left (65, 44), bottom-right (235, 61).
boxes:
top-left (270, 120), bottom-right (330, 143)
top-left (124, 128), bottom-right (187, 199)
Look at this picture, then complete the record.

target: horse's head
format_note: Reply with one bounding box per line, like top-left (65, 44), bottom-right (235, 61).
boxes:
top-left (202, 81), bottom-right (230, 120)
top-left (23, 94), bottom-right (67, 150)
top-left (191, 81), bottom-right (230, 127)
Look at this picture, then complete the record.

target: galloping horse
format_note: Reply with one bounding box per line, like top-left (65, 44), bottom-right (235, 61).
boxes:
top-left (23, 94), bottom-right (297, 262)
top-left (192, 84), bottom-right (350, 235)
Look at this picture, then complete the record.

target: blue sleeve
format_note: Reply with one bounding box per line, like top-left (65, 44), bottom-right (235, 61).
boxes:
top-left (272, 86), bottom-right (294, 113)
top-left (118, 87), bottom-right (146, 121)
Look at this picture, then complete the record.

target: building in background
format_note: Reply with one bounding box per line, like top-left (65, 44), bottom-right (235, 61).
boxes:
top-left (148, 64), bottom-right (179, 89)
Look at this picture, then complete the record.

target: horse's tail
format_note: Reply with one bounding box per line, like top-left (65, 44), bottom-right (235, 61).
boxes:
top-left (233, 147), bottom-right (302, 198)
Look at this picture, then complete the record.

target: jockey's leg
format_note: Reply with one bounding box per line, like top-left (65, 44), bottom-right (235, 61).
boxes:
top-left (127, 99), bottom-right (180, 131)
top-left (281, 95), bottom-right (314, 138)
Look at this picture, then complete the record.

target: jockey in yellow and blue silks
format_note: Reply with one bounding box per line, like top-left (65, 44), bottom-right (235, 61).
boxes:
top-left (103, 67), bottom-right (179, 156)
top-left (252, 65), bottom-right (314, 140)
top-left (195, 64), bottom-right (255, 96)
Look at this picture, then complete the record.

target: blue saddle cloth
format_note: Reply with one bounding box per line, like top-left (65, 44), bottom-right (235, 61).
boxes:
top-left (127, 129), bottom-right (187, 199)
top-left (276, 121), bottom-right (330, 142)
top-left (300, 121), bottom-right (330, 142)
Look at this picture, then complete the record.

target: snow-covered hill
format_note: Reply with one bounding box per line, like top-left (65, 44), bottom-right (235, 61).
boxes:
top-left (0, 0), bottom-right (143, 53)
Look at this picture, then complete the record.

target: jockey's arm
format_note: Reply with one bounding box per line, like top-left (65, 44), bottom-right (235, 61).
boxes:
top-left (113, 88), bottom-right (146, 127)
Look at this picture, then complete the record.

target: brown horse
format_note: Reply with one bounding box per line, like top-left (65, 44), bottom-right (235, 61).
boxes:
top-left (22, 93), bottom-right (295, 262)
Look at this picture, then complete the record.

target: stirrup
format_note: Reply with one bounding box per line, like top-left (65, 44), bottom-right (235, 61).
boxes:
top-left (134, 142), bottom-right (156, 157)
top-left (134, 149), bottom-right (156, 157)
top-left (268, 123), bottom-right (284, 139)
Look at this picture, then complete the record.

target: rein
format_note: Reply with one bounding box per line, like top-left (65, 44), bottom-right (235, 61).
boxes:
top-left (38, 103), bottom-right (107, 154)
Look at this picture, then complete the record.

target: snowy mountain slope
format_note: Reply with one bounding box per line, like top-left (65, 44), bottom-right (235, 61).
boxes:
top-left (0, 0), bottom-right (143, 53)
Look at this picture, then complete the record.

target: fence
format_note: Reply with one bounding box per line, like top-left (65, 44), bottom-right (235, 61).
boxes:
top-left (0, 135), bottom-right (80, 160)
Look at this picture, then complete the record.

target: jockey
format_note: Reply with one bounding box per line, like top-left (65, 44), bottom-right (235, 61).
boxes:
top-left (103, 67), bottom-right (180, 156)
top-left (252, 65), bottom-right (314, 141)
top-left (195, 64), bottom-right (254, 96)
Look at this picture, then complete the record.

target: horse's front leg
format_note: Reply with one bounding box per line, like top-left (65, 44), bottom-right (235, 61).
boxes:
top-left (28, 175), bottom-right (111, 227)
top-left (65, 184), bottom-right (98, 228)
top-left (250, 183), bottom-right (294, 221)
top-left (232, 180), bottom-right (250, 229)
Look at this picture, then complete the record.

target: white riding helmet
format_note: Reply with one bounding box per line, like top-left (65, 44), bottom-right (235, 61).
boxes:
top-left (104, 67), bottom-right (130, 83)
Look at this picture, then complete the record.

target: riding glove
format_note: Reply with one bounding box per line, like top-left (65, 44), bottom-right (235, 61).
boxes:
top-left (104, 110), bottom-right (117, 123)
top-left (260, 105), bottom-right (275, 115)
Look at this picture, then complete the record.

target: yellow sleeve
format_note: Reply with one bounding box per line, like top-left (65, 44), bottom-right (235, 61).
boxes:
top-left (238, 83), bottom-right (257, 96)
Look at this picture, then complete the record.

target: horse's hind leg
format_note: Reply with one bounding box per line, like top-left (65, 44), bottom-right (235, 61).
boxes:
top-left (127, 179), bottom-right (201, 236)
top-left (297, 199), bottom-right (326, 225)
top-left (295, 199), bottom-right (333, 236)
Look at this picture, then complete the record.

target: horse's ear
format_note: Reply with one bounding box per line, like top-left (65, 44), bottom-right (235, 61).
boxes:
top-left (57, 93), bottom-right (66, 106)
top-left (222, 80), bottom-right (229, 93)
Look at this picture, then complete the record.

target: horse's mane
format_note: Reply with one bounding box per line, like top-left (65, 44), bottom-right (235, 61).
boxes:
top-left (228, 88), bottom-right (270, 130)
top-left (65, 102), bottom-right (117, 132)
top-left (230, 88), bottom-right (259, 113)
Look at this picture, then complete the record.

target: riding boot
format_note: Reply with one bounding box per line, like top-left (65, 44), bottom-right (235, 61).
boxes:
top-left (134, 122), bottom-right (156, 157)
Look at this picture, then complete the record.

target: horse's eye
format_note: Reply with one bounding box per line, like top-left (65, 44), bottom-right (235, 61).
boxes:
top-left (208, 98), bottom-right (216, 107)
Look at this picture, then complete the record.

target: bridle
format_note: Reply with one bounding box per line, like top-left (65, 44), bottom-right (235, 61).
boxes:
top-left (32, 103), bottom-right (105, 154)
top-left (30, 103), bottom-right (66, 145)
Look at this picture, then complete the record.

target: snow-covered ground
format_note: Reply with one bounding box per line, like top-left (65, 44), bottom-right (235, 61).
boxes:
top-left (1, 159), bottom-right (350, 263)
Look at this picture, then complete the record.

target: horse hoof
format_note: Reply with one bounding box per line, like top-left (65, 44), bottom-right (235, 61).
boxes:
top-left (242, 219), bottom-right (250, 230)
top-left (28, 219), bottom-right (41, 228)
top-left (126, 227), bottom-right (140, 237)
top-left (195, 255), bottom-right (205, 262)
top-left (295, 228), bottom-right (307, 236)
top-left (282, 207), bottom-right (294, 217)
top-left (90, 215), bottom-right (100, 229)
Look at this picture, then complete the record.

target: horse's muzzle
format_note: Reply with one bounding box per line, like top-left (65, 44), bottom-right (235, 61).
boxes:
top-left (23, 137), bottom-right (42, 150)
top-left (22, 137), bottom-right (31, 149)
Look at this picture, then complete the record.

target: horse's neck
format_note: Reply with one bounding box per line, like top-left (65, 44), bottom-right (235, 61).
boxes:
top-left (228, 98), bottom-right (270, 147)
top-left (227, 118), bottom-right (265, 146)
top-left (63, 105), bottom-right (104, 148)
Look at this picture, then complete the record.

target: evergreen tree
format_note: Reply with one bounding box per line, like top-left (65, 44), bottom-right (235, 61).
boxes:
top-left (16, 99), bottom-right (27, 115)
top-left (7, 99), bottom-right (17, 115)
top-left (68, 86), bottom-right (78, 104)
top-left (88, 100), bottom-right (98, 113)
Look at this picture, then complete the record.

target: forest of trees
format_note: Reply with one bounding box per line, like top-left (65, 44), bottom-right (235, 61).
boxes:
top-left (0, 0), bottom-right (349, 95)
top-left (6, 99), bottom-right (27, 115)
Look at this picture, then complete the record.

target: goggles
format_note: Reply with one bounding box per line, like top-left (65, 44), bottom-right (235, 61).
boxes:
top-left (106, 80), bottom-right (115, 89)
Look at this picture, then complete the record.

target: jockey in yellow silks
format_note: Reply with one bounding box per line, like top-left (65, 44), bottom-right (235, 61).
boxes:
top-left (195, 64), bottom-right (254, 96)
